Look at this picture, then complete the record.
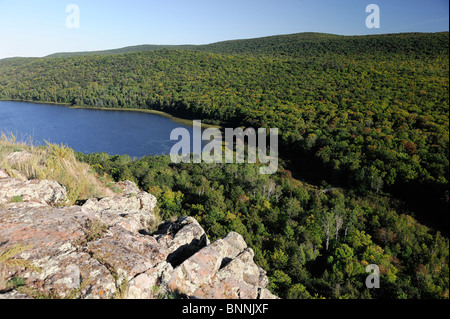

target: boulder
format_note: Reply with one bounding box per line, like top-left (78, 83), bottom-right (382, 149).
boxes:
top-left (166, 232), bottom-right (277, 299)
top-left (154, 216), bottom-right (209, 266)
top-left (0, 176), bottom-right (68, 207)
top-left (81, 180), bottom-right (157, 231)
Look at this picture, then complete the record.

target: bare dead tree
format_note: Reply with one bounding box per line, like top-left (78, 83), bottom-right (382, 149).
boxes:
top-left (335, 214), bottom-right (344, 242)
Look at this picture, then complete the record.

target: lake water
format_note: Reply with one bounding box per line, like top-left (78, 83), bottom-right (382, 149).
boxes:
top-left (0, 101), bottom-right (201, 158)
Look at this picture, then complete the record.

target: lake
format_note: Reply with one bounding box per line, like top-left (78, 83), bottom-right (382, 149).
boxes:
top-left (0, 101), bottom-right (202, 158)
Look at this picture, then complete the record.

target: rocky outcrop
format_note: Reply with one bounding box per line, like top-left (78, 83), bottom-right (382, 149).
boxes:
top-left (0, 171), bottom-right (68, 207)
top-left (167, 231), bottom-right (272, 299)
top-left (0, 170), bottom-right (277, 299)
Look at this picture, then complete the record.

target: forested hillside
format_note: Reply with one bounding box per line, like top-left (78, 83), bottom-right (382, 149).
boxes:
top-left (196, 32), bottom-right (449, 58)
top-left (0, 32), bottom-right (449, 298)
top-left (0, 32), bottom-right (448, 226)
top-left (46, 32), bottom-right (448, 59)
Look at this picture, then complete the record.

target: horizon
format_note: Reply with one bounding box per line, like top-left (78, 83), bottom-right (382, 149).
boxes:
top-left (0, 0), bottom-right (448, 60)
top-left (1, 30), bottom-right (448, 61)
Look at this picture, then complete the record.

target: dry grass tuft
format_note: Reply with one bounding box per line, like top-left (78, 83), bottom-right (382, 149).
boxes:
top-left (0, 243), bottom-right (42, 291)
top-left (0, 132), bottom-right (111, 205)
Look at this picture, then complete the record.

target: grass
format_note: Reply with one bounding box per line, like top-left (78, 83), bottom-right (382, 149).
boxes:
top-left (10, 195), bottom-right (24, 203)
top-left (12, 278), bottom-right (93, 299)
top-left (0, 132), bottom-right (112, 205)
top-left (0, 244), bottom-right (41, 273)
top-left (74, 218), bottom-right (109, 248)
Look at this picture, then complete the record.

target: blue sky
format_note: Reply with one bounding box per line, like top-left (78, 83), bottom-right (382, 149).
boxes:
top-left (0, 0), bottom-right (448, 59)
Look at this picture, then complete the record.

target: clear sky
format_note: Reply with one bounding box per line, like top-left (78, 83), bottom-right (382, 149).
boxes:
top-left (0, 0), bottom-right (448, 59)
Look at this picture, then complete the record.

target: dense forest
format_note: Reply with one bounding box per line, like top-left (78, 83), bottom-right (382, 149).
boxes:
top-left (0, 32), bottom-right (449, 298)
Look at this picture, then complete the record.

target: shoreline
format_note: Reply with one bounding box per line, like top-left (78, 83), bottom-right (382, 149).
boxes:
top-left (0, 99), bottom-right (221, 129)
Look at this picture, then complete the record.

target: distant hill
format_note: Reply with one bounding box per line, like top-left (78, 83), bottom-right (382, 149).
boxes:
top-left (45, 31), bottom-right (449, 59)
top-left (46, 44), bottom-right (198, 58)
top-left (196, 31), bottom-right (449, 58)
top-left (0, 57), bottom-right (38, 67)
